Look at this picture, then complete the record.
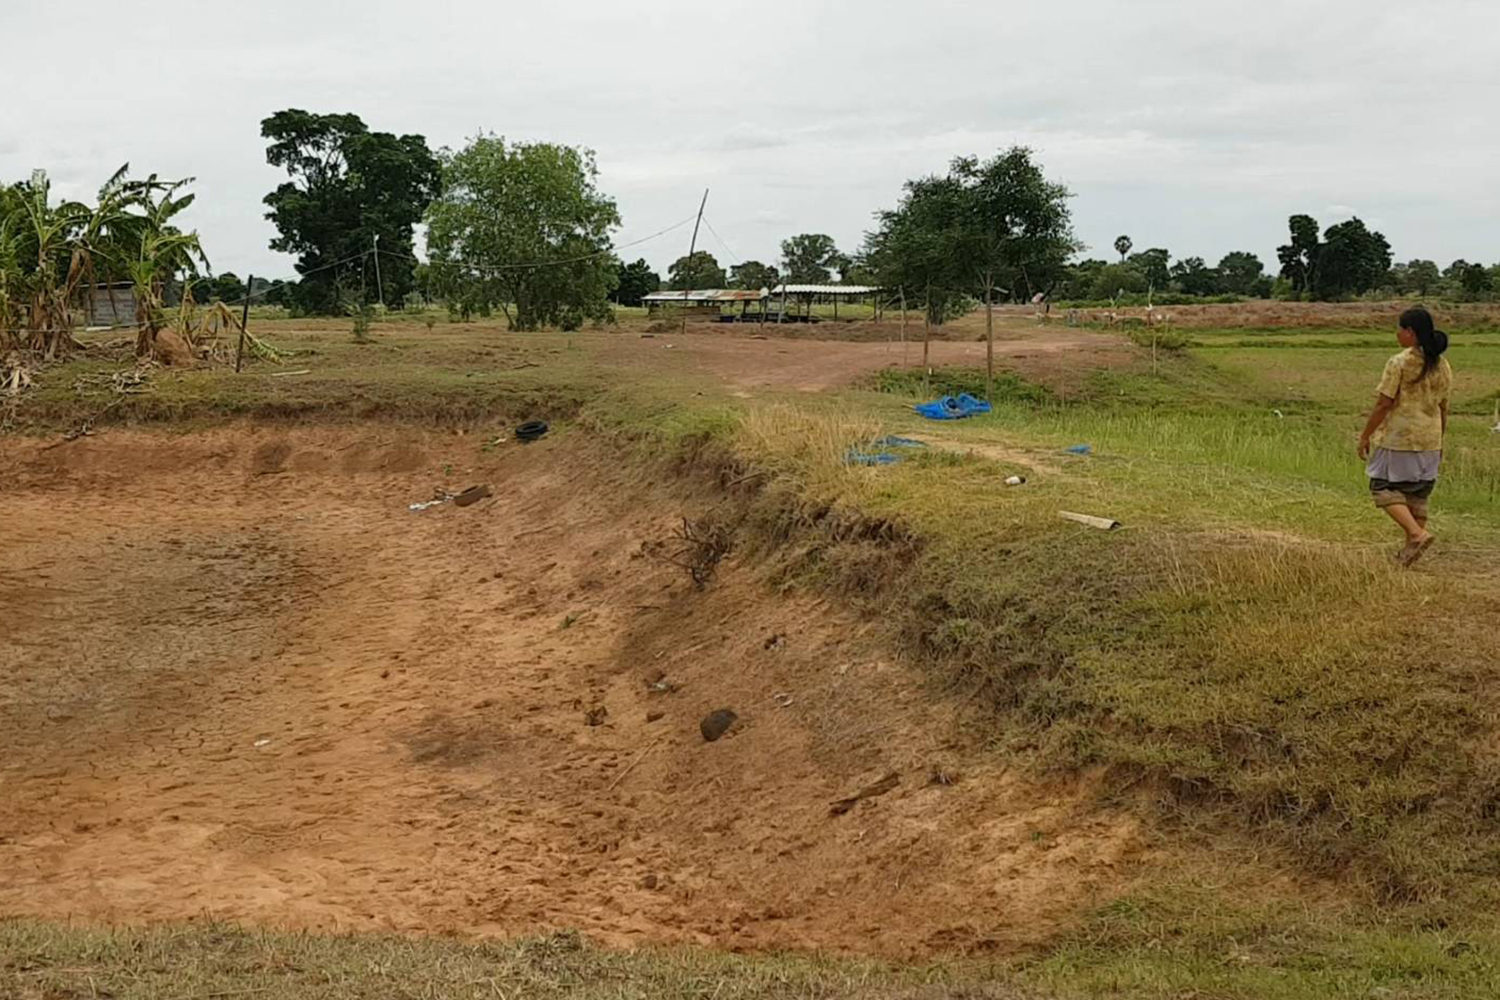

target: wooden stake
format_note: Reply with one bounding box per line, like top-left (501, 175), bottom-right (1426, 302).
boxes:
top-left (984, 278), bottom-right (994, 406)
top-left (234, 274), bottom-right (254, 373)
top-left (900, 286), bottom-right (908, 366)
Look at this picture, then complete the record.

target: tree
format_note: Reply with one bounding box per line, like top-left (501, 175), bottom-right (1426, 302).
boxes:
top-left (424, 135), bottom-right (620, 331)
top-left (667, 250), bottom-right (725, 290)
top-left (1114, 235), bottom-right (1133, 262)
top-left (1061, 258), bottom-right (1107, 299)
top-left (614, 258), bottom-right (660, 306)
top-left (1216, 252), bottom-right (1265, 295)
top-left (780, 233), bottom-right (842, 284)
top-left (1461, 261), bottom-right (1493, 300)
top-left (262, 110), bottom-right (440, 315)
top-left (1127, 248), bottom-right (1171, 290)
top-left (1089, 262), bottom-right (1146, 300)
top-left (1405, 259), bottom-right (1441, 297)
top-left (1314, 217), bottom-right (1391, 299)
top-left (1276, 214), bottom-right (1321, 296)
top-left (729, 260), bottom-right (779, 291)
top-left (865, 147), bottom-right (1077, 398)
top-left (1170, 256), bottom-right (1219, 296)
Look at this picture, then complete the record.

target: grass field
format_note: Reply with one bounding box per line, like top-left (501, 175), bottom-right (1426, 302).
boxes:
top-left (4, 304), bottom-right (1500, 998)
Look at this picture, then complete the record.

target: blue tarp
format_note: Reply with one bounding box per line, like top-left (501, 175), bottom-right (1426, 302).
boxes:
top-left (844, 435), bottom-right (928, 466)
top-left (914, 394), bottom-right (992, 421)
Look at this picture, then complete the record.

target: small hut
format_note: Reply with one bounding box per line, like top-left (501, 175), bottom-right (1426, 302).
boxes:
top-left (87, 282), bottom-right (137, 328)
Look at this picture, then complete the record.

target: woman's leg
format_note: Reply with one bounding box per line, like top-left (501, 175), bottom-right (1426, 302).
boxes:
top-left (1381, 501), bottom-right (1429, 542)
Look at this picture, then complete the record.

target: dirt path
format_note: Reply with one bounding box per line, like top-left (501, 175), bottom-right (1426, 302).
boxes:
top-left (0, 427), bottom-right (1138, 956)
top-left (596, 323), bottom-right (1130, 393)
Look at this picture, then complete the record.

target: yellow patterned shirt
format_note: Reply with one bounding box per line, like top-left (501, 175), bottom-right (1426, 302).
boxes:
top-left (1371, 348), bottom-right (1452, 452)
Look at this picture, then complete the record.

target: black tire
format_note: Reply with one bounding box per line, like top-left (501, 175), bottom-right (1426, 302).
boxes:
top-left (515, 420), bottom-right (549, 442)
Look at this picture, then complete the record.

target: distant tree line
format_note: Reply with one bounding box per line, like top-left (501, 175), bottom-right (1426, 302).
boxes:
top-left (220, 108), bottom-right (1500, 321)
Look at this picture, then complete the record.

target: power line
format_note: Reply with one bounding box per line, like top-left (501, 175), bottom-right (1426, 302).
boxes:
top-left (700, 216), bottom-right (742, 267)
top-left (400, 213), bottom-right (699, 275)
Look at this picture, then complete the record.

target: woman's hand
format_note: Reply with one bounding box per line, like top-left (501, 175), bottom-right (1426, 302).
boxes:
top-left (1357, 436), bottom-right (1372, 461)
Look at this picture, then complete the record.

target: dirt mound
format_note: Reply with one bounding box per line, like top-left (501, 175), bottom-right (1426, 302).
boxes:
top-left (0, 426), bottom-right (1139, 956)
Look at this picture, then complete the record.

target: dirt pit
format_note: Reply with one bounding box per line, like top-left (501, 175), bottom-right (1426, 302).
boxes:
top-left (0, 426), bottom-right (1139, 956)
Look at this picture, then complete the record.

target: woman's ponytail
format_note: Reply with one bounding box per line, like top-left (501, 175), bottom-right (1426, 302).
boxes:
top-left (1399, 306), bottom-right (1448, 382)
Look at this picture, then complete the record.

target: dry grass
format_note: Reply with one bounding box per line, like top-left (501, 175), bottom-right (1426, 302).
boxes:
top-left (0, 920), bottom-right (1025, 1000)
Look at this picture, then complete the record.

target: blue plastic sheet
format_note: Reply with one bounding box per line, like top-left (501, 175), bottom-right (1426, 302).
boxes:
top-left (913, 394), bottom-right (992, 421)
top-left (844, 435), bottom-right (928, 466)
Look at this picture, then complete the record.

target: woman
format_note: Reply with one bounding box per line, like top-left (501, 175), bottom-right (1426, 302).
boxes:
top-left (1357, 306), bottom-right (1452, 565)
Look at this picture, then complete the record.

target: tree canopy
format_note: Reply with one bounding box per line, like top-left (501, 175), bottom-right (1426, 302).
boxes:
top-left (779, 233), bottom-right (843, 284)
top-left (613, 258), bottom-right (660, 307)
top-left (730, 260), bottom-right (779, 291)
top-left (864, 147), bottom-right (1077, 320)
top-left (424, 135), bottom-right (620, 331)
top-left (262, 110), bottom-right (440, 315)
top-left (667, 250), bottom-right (726, 290)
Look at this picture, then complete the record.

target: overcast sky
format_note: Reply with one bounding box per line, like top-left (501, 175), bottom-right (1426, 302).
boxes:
top-left (7, 0), bottom-right (1498, 280)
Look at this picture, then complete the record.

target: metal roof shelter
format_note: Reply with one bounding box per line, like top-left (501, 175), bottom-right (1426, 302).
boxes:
top-left (769, 284), bottom-right (881, 296)
top-left (642, 289), bottom-right (769, 304)
top-left (769, 283), bottom-right (885, 322)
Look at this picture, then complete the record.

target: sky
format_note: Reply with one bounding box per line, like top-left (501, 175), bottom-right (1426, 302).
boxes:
top-left (6, 0), bottom-right (1499, 281)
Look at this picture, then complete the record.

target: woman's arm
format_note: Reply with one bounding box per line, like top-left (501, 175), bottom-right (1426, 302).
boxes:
top-left (1441, 399), bottom-right (1449, 435)
top-left (1358, 393), bottom-right (1396, 459)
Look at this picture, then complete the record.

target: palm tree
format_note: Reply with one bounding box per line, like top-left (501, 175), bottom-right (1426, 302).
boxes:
top-left (1114, 235), bottom-right (1133, 263)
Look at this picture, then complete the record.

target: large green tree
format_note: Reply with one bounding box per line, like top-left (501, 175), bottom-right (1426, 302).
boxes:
top-left (425, 135), bottom-right (620, 331)
top-left (262, 110), bottom-right (440, 315)
top-left (1314, 217), bottom-right (1391, 299)
top-left (779, 233), bottom-right (842, 284)
top-left (1127, 247), bottom-right (1172, 290)
top-left (614, 258), bottom-right (660, 306)
top-left (1216, 251), bottom-right (1264, 295)
top-left (1276, 214), bottom-right (1321, 296)
top-left (667, 250), bottom-right (726, 290)
top-left (1170, 256), bottom-right (1219, 296)
top-left (1403, 259), bottom-right (1441, 296)
top-left (729, 260), bottom-right (779, 290)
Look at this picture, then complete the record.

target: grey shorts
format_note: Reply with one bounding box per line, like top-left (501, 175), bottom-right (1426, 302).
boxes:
top-left (1370, 477), bottom-right (1435, 516)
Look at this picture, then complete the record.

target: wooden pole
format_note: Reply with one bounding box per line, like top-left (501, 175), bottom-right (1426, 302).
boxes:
top-left (985, 278), bottom-right (994, 405)
top-left (922, 285), bottom-right (931, 399)
top-left (900, 286), bottom-right (908, 366)
top-left (234, 274), bottom-right (254, 373)
top-left (681, 189), bottom-right (709, 339)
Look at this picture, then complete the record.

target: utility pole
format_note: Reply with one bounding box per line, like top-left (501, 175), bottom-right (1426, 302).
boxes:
top-left (681, 189), bottom-right (709, 338)
top-left (372, 234), bottom-right (384, 307)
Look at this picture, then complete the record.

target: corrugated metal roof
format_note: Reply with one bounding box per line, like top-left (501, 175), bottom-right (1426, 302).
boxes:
top-left (642, 288), bottom-right (769, 303)
top-left (770, 284), bottom-right (882, 296)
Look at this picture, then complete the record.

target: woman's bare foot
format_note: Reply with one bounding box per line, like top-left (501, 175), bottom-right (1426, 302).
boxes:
top-left (1400, 532), bottom-right (1436, 567)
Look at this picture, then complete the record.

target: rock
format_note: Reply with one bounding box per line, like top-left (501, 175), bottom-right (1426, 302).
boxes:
top-left (454, 484), bottom-right (492, 507)
top-left (643, 668), bottom-right (666, 686)
top-left (585, 706), bottom-right (609, 727)
top-left (646, 711), bottom-right (665, 723)
top-left (700, 709), bottom-right (738, 742)
top-left (641, 873), bottom-right (659, 890)
top-left (153, 328), bottom-right (195, 366)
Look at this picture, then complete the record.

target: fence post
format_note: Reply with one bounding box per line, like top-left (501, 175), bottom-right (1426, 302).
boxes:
top-left (234, 274), bottom-right (254, 373)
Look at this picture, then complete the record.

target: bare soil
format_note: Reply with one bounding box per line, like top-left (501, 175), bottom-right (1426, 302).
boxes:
top-left (598, 323), bottom-right (1132, 393)
top-left (0, 427), bottom-right (1139, 956)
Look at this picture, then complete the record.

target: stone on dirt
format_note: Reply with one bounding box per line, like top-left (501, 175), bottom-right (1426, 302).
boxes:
top-left (700, 708), bottom-right (738, 742)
